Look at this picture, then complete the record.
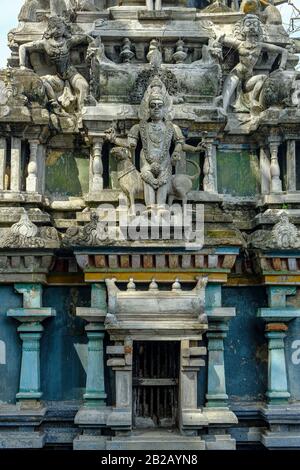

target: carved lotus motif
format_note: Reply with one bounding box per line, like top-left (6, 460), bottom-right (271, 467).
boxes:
top-left (248, 213), bottom-right (300, 250)
top-left (11, 213), bottom-right (38, 238)
top-left (271, 213), bottom-right (299, 249)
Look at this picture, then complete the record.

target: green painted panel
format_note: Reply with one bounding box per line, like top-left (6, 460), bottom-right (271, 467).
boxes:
top-left (217, 150), bottom-right (260, 197)
top-left (45, 150), bottom-right (89, 197)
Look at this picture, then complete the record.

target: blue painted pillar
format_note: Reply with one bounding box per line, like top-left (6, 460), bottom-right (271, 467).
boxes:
top-left (7, 284), bottom-right (56, 403)
top-left (258, 286), bottom-right (300, 405)
top-left (77, 283), bottom-right (107, 407)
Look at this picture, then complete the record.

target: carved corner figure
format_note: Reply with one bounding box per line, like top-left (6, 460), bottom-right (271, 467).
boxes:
top-left (105, 77), bottom-right (203, 213)
top-left (19, 16), bottom-right (91, 117)
top-left (218, 14), bottom-right (288, 116)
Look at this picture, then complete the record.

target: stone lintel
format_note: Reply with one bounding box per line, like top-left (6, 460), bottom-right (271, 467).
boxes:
top-left (206, 307), bottom-right (236, 321)
top-left (258, 308), bottom-right (300, 322)
top-left (7, 308), bottom-right (56, 323)
top-left (76, 307), bottom-right (107, 323)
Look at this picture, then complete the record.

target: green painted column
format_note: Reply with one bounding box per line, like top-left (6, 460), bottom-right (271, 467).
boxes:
top-left (77, 283), bottom-right (107, 408)
top-left (206, 323), bottom-right (229, 407)
top-left (7, 284), bottom-right (56, 404)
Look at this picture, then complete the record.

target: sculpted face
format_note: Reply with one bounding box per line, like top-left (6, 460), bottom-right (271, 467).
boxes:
top-left (149, 99), bottom-right (164, 121)
top-left (243, 16), bottom-right (260, 38)
top-left (53, 22), bottom-right (66, 39)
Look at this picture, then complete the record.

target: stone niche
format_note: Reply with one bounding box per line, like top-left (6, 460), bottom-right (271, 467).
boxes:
top-left (104, 277), bottom-right (209, 436)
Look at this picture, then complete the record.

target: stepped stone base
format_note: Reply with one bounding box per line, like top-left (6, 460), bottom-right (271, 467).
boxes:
top-left (106, 429), bottom-right (206, 450)
top-left (0, 431), bottom-right (45, 448)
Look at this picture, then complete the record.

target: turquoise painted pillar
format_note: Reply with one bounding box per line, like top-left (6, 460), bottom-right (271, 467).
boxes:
top-left (205, 284), bottom-right (236, 411)
top-left (206, 324), bottom-right (229, 407)
top-left (7, 284), bottom-right (56, 403)
top-left (265, 325), bottom-right (290, 404)
top-left (258, 286), bottom-right (300, 405)
top-left (84, 328), bottom-right (107, 406)
top-left (17, 323), bottom-right (44, 400)
top-left (77, 283), bottom-right (107, 407)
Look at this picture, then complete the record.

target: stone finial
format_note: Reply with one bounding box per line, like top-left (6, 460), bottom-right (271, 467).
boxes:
top-left (172, 278), bottom-right (182, 291)
top-left (149, 278), bottom-right (159, 291)
top-left (146, 39), bottom-right (162, 67)
top-left (127, 278), bottom-right (136, 291)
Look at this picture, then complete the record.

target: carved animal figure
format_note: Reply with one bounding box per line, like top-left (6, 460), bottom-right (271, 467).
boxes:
top-left (110, 146), bottom-right (144, 214)
top-left (168, 160), bottom-right (201, 206)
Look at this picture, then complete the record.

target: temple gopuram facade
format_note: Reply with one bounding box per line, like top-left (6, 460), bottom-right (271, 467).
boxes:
top-left (0, 0), bottom-right (300, 450)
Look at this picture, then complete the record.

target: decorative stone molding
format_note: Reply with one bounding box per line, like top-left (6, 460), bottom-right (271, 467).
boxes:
top-left (105, 277), bottom-right (208, 335)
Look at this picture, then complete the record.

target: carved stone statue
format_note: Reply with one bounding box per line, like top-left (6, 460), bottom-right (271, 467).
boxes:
top-left (218, 14), bottom-right (288, 115)
top-left (19, 16), bottom-right (91, 114)
top-left (105, 77), bottom-right (202, 212)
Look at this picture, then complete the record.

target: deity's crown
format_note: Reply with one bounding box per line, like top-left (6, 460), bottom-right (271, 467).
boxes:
top-left (148, 77), bottom-right (165, 104)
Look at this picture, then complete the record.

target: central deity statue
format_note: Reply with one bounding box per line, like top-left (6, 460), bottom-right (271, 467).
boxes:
top-left (106, 78), bottom-right (199, 211)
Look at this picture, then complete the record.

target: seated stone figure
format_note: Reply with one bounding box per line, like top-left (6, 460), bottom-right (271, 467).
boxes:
top-left (19, 16), bottom-right (91, 115)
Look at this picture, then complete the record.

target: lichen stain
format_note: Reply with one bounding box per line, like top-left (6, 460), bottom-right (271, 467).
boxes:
top-left (255, 344), bottom-right (268, 363)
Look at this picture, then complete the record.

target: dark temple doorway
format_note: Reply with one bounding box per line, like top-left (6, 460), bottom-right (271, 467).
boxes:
top-left (132, 341), bottom-right (180, 429)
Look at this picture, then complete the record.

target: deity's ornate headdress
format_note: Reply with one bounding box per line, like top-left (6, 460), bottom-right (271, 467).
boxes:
top-left (138, 76), bottom-right (173, 121)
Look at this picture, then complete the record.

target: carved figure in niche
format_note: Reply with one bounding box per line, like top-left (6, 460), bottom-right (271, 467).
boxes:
top-left (218, 14), bottom-right (288, 115)
top-left (19, 16), bottom-right (91, 115)
top-left (86, 36), bottom-right (115, 104)
top-left (106, 77), bottom-right (203, 212)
